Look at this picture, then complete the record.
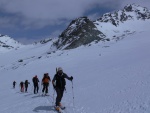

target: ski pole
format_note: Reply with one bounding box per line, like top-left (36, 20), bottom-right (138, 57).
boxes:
top-left (31, 84), bottom-right (33, 94)
top-left (19, 84), bottom-right (20, 92)
top-left (52, 88), bottom-right (56, 106)
top-left (71, 81), bottom-right (75, 107)
top-left (39, 81), bottom-right (42, 94)
top-left (48, 83), bottom-right (50, 95)
top-left (41, 83), bottom-right (43, 95)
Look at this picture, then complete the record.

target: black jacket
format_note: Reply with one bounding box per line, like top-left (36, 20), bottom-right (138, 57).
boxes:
top-left (32, 77), bottom-right (39, 84)
top-left (25, 80), bottom-right (30, 87)
top-left (53, 73), bottom-right (71, 89)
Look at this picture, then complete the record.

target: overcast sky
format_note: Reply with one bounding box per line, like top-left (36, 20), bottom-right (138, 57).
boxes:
top-left (0, 0), bottom-right (149, 44)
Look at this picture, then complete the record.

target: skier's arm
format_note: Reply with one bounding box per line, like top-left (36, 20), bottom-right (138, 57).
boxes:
top-left (52, 75), bottom-right (56, 89)
top-left (42, 78), bottom-right (44, 83)
top-left (52, 75), bottom-right (56, 85)
top-left (49, 76), bottom-right (51, 82)
top-left (64, 73), bottom-right (73, 81)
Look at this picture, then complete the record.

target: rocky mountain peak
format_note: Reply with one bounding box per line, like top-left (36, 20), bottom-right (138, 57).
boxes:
top-left (97, 4), bottom-right (150, 27)
top-left (52, 17), bottom-right (106, 50)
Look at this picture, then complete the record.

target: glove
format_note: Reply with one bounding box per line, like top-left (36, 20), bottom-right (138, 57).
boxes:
top-left (53, 84), bottom-right (56, 89)
top-left (70, 76), bottom-right (73, 81)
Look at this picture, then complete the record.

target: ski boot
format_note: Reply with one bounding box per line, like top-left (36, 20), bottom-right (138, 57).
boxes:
top-left (54, 106), bottom-right (62, 113)
top-left (59, 103), bottom-right (65, 110)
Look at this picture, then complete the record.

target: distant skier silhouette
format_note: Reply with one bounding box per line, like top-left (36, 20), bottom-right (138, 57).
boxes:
top-left (13, 81), bottom-right (16, 88)
top-left (32, 75), bottom-right (39, 94)
top-left (20, 81), bottom-right (24, 92)
top-left (24, 80), bottom-right (30, 92)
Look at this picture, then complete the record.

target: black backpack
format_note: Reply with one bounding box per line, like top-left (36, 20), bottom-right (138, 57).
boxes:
top-left (33, 77), bottom-right (38, 83)
top-left (55, 74), bottom-right (66, 88)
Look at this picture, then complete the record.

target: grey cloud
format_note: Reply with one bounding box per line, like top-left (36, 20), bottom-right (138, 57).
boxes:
top-left (0, 0), bottom-right (121, 29)
top-left (0, 16), bottom-right (20, 28)
top-left (0, 0), bottom-right (149, 29)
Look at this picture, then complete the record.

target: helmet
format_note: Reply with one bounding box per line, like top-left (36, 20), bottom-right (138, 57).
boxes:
top-left (58, 67), bottom-right (63, 71)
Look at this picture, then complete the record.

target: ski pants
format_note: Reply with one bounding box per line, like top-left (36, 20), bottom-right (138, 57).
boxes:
top-left (20, 86), bottom-right (24, 92)
top-left (42, 83), bottom-right (49, 93)
top-left (25, 85), bottom-right (28, 92)
top-left (33, 83), bottom-right (39, 94)
top-left (55, 88), bottom-right (64, 106)
top-left (13, 84), bottom-right (15, 88)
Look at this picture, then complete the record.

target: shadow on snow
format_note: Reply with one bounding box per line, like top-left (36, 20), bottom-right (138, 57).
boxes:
top-left (33, 106), bottom-right (55, 112)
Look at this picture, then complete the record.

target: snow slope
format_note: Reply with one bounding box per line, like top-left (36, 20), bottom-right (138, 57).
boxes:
top-left (0, 31), bottom-right (150, 113)
top-left (0, 35), bottom-right (24, 53)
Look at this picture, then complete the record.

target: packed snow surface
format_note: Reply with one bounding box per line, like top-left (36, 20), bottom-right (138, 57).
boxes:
top-left (0, 31), bottom-right (150, 113)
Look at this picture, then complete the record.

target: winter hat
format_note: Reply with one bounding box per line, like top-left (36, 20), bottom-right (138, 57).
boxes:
top-left (58, 67), bottom-right (63, 71)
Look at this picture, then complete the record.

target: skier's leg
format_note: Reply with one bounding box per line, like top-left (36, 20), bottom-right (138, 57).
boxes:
top-left (42, 84), bottom-right (45, 93)
top-left (37, 85), bottom-right (39, 93)
top-left (34, 84), bottom-right (36, 94)
top-left (46, 83), bottom-right (48, 93)
top-left (55, 88), bottom-right (61, 106)
top-left (60, 88), bottom-right (64, 102)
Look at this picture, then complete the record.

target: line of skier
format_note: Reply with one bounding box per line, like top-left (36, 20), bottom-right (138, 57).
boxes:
top-left (13, 67), bottom-right (73, 112)
top-left (13, 73), bottom-right (51, 95)
top-left (13, 80), bottom-right (30, 92)
top-left (32, 73), bottom-right (51, 95)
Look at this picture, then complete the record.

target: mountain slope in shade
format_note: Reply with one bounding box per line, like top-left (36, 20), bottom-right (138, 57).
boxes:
top-left (53, 17), bottom-right (106, 50)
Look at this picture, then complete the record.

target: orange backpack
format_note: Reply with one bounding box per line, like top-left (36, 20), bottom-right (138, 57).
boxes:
top-left (43, 77), bottom-right (49, 83)
top-left (42, 75), bottom-right (51, 83)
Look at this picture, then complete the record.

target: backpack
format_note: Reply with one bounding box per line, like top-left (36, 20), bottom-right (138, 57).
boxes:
top-left (33, 77), bottom-right (38, 83)
top-left (55, 73), bottom-right (66, 88)
top-left (43, 77), bottom-right (50, 83)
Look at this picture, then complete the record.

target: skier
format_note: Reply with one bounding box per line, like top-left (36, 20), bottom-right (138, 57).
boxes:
top-left (52, 67), bottom-right (73, 112)
top-left (20, 81), bottom-right (24, 92)
top-left (42, 73), bottom-right (51, 95)
top-left (24, 80), bottom-right (30, 92)
top-left (32, 75), bottom-right (39, 94)
top-left (13, 81), bottom-right (16, 88)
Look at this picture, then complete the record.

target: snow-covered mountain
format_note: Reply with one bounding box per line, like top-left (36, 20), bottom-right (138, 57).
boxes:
top-left (1, 4), bottom-right (150, 52)
top-left (1, 4), bottom-right (150, 113)
top-left (95, 4), bottom-right (150, 40)
top-left (96, 4), bottom-right (150, 26)
top-left (0, 34), bottom-right (24, 52)
top-left (51, 4), bottom-right (150, 50)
